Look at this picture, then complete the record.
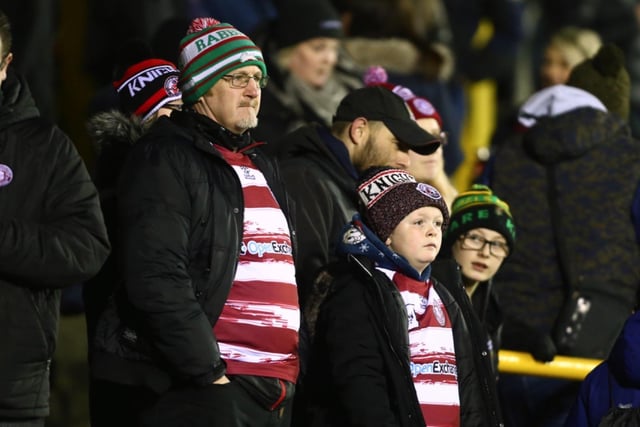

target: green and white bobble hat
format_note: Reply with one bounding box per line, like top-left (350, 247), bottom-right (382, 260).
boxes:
top-left (178, 17), bottom-right (268, 105)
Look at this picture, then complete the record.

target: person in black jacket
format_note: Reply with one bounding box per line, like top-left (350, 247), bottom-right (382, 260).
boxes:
top-left (83, 56), bottom-right (183, 427)
top-left (91, 17), bottom-right (299, 427)
top-left (274, 86), bottom-right (442, 313)
top-left (301, 167), bottom-right (503, 427)
top-left (0, 9), bottom-right (110, 426)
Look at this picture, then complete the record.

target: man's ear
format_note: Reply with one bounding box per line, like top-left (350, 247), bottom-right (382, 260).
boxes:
top-left (1, 52), bottom-right (13, 69)
top-left (385, 236), bottom-right (392, 246)
top-left (348, 117), bottom-right (368, 146)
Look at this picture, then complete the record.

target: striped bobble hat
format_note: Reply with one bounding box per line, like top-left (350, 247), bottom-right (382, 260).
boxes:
top-left (444, 184), bottom-right (516, 255)
top-left (113, 59), bottom-right (182, 122)
top-left (178, 17), bottom-right (267, 105)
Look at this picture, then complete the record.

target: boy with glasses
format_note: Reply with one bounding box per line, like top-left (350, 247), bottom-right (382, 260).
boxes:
top-left (441, 184), bottom-right (516, 372)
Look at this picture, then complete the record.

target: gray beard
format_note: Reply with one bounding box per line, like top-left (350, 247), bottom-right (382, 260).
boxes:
top-left (237, 115), bottom-right (258, 131)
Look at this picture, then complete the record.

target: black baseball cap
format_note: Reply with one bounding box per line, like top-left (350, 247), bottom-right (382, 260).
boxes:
top-left (333, 86), bottom-right (442, 155)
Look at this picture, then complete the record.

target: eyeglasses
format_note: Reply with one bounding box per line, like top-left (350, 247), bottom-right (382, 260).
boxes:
top-left (459, 232), bottom-right (509, 258)
top-left (221, 73), bottom-right (269, 89)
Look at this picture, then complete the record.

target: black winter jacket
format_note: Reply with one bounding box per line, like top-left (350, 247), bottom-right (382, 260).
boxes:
top-left (83, 110), bottom-right (150, 353)
top-left (490, 106), bottom-right (640, 359)
top-left (92, 110), bottom-right (296, 393)
top-left (300, 256), bottom-right (503, 427)
top-left (274, 124), bottom-right (359, 309)
top-left (0, 71), bottom-right (110, 418)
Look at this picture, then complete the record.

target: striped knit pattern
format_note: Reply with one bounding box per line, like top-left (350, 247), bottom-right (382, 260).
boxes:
top-left (380, 268), bottom-right (461, 426)
top-left (213, 145), bottom-right (299, 383)
top-left (178, 19), bottom-right (267, 104)
top-left (112, 59), bottom-right (181, 121)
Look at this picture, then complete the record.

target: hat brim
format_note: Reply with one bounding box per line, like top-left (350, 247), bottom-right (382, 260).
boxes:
top-left (383, 117), bottom-right (441, 155)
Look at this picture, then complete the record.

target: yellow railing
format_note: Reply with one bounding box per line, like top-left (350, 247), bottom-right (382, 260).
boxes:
top-left (498, 350), bottom-right (602, 381)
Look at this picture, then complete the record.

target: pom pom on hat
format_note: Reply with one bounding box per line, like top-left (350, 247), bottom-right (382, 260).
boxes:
top-left (178, 17), bottom-right (267, 105)
top-left (363, 66), bottom-right (442, 127)
top-left (357, 166), bottom-right (449, 241)
top-left (113, 58), bottom-right (182, 122)
top-left (567, 43), bottom-right (630, 120)
top-left (362, 67), bottom-right (440, 124)
top-left (187, 17), bottom-right (221, 34)
top-left (443, 184), bottom-right (516, 256)
top-left (363, 65), bottom-right (389, 87)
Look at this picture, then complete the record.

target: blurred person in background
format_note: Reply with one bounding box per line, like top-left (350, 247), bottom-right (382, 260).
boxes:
top-left (252, 0), bottom-right (361, 148)
top-left (487, 43), bottom-right (640, 427)
top-left (363, 65), bottom-right (458, 209)
top-left (539, 26), bottom-right (602, 88)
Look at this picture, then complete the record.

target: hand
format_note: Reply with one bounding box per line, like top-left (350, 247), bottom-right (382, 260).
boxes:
top-left (503, 317), bottom-right (557, 362)
top-left (530, 333), bottom-right (557, 363)
top-left (212, 375), bottom-right (230, 385)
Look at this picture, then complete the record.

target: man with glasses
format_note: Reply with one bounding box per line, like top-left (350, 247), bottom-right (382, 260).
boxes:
top-left (90, 17), bottom-right (298, 427)
top-left (0, 9), bottom-right (110, 427)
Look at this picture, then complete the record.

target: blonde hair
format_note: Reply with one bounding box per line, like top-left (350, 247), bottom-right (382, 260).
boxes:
top-left (548, 27), bottom-right (602, 69)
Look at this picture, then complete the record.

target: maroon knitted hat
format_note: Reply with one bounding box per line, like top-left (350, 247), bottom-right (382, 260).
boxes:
top-left (357, 167), bottom-right (450, 241)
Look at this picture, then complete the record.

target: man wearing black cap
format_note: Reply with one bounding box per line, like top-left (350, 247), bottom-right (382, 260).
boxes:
top-left (274, 85), bottom-right (441, 313)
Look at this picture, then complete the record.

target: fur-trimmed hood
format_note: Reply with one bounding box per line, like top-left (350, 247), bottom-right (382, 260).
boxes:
top-left (341, 37), bottom-right (454, 80)
top-left (87, 110), bottom-right (149, 155)
top-left (87, 110), bottom-right (151, 189)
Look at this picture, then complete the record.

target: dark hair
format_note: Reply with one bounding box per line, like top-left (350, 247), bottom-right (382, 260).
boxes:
top-left (0, 9), bottom-right (11, 59)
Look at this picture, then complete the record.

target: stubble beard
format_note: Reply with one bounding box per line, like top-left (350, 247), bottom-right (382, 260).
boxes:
top-left (355, 135), bottom-right (386, 172)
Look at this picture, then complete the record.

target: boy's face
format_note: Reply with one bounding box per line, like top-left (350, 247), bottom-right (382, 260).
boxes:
top-left (451, 227), bottom-right (507, 286)
top-left (385, 206), bottom-right (443, 273)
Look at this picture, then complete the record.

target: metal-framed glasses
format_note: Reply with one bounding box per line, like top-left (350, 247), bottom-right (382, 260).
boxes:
top-left (459, 232), bottom-right (509, 258)
top-left (221, 73), bottom-right (269, 89)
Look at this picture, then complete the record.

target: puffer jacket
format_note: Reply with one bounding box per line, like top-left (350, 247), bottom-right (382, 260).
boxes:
top-left (83, 110), bottom-right (150, 353)
top-left (272, 124), bottom-right (360, 310)
top-left (91, 109), bottom-right (296, 393)
top-left (0, 70), bottom-right (110, 418)
top-left (298, 220), bottom-right (503, 427)
top-left (564, 311), bottom-right (640, 427)
top-left (490, 85), bottom-right (640, 359)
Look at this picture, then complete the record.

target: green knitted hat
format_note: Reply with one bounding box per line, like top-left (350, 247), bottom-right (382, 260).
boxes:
top-left (567, 43), bottom-right (630, 120)
top-left (444, 184), bottom-right (516, 255)
top-left (178, 17), bottom-right (268, 105)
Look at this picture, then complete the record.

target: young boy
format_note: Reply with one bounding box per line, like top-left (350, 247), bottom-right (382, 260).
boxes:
top-left (441, 184), bottom-right (516, 370)
top-left (299, 168), bottom-right (502, 427)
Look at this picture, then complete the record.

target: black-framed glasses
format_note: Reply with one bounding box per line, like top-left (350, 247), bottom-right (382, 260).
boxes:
top-left (459, 232), bottom-right (509, 258)
top-left (221, 73), bottom-right (269, 89)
